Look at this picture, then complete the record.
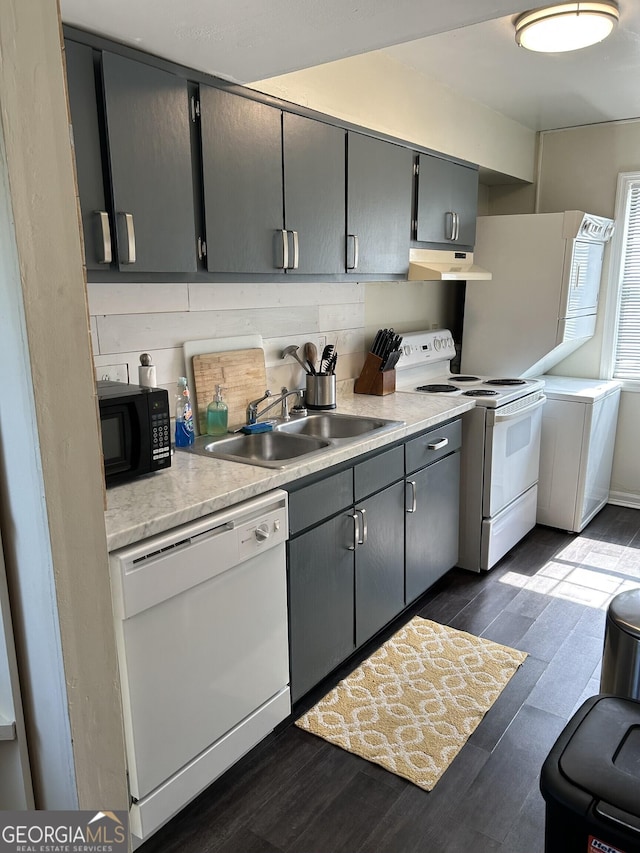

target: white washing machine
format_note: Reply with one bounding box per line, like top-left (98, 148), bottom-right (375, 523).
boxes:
top-left (533, 375), bottom-right (622, 533)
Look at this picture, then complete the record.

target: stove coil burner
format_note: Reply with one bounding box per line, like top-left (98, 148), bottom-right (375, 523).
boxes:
top-left (416, 384), bottom-right (459, 393)
top-left (452, 376), bottom-right (480, 382)
top-left (485, 378), bottom-right (527, 386)
top-left (464, 389), bottom-right (499, 397)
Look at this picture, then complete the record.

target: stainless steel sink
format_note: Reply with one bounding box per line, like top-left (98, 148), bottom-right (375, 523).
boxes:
top-left (181, 412), bottom-right (405, 469)
top-left (277, 412), bottom-right (400, 440)
top-left (185, 430), bottom-right (332, 469)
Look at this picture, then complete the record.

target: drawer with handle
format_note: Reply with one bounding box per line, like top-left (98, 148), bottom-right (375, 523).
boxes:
top-left (405, 418), bottom-right (462, 474)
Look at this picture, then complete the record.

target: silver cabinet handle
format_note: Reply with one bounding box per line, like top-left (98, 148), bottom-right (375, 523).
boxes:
top-left (95, 211), bottom-right (112, 264)
top-left (276, 229), bottom-right (289, 270)
top-left (117, 212), bottom-right (136, 264)
top-left (289, 230), bottom-right (299, 270)
top-left (347, 234), bottom-right (359, 270)
top-left (427, 437), bottom-right (449, 450)
top-left (358, 508), bottom-right (367, 545)
top-left (406, 480), bottom-right (417, 513)
top-left (348, 512), bottom-right (360, 551)
top-left (445, 212), bottom-right (455, 241)
top-left (453, 212), bottom-right (460, 241)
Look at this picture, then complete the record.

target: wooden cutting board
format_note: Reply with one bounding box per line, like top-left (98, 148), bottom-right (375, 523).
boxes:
top-left (192, 348), bottom-right (267, 433)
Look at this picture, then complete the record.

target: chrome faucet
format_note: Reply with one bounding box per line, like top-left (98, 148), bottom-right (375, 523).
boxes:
top-left (246, 387), bottom-right (301, 424)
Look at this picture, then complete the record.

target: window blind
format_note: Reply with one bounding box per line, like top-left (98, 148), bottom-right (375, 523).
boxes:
top-left (614, 181), bottom-right (640, 380)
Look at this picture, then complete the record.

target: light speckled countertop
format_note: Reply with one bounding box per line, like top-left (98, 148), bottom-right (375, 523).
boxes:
top-left (105, 390), bottom-right (475, 552)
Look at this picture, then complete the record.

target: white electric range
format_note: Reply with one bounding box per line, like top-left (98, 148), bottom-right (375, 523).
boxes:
top-left (396, 330), bottom-right (546, 572)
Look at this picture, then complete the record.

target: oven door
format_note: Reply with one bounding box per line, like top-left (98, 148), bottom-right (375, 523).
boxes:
top-left (483, 392), bottom-right (546, 518)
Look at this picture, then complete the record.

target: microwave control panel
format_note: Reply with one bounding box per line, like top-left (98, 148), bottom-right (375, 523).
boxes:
top-left (151, 399), bottom-right (171, 469)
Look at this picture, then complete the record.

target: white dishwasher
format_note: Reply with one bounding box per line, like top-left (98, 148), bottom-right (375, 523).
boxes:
top-left (109, 489), bottom-right (290, 846)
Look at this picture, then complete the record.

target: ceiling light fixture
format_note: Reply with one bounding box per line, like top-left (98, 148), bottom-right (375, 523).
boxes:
top-left (514, 2), bottom-right (619, 52)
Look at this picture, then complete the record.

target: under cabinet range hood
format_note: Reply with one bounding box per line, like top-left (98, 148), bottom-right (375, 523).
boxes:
top-left (408, 249), bottom-right (492, 281)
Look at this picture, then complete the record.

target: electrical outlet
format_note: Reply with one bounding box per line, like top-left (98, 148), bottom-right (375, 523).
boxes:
top-left (317, 335), bottom-right (327, 352)
top-left (96, 363), bottom-right (129, 383)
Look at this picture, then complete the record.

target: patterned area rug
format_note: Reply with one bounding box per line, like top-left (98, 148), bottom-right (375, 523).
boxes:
top-left (296, 615), bottom-right (527, 791)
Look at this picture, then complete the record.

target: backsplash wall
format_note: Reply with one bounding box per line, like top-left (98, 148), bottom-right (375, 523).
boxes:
top-left (88, 281), bottom-right (368, 407)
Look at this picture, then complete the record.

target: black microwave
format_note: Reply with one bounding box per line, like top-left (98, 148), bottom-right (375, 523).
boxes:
top-left (97, 380), bottom-right (171, 486)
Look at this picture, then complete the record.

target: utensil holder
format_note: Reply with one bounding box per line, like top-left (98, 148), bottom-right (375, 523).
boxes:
top-left (354, 353), bottom-right (396, 396)
top-left (306, 373), bottom-right (336, 410)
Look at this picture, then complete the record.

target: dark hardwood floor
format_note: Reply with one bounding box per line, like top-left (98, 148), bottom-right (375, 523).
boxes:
top-left (139, 504), bottom-right (640, 853)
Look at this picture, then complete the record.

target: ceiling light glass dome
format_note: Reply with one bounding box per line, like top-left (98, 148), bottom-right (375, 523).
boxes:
top-left (515, 2), bottom-right (619, 52)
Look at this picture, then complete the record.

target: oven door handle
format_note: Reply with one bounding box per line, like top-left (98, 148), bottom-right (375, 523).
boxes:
top-left (492, 395), bottom-right (546, 423)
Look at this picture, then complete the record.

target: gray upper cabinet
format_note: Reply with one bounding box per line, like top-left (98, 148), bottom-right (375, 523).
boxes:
top-left (346, 133), bottom-right (413, 275)
top-left (283, 113), bottom-right (345, 275)
top-left (200, 90), bottom-right (345, 275)
top-left (65, 30), bottom-right (482, 280)
top-left (416, 154), bottom-right (479, 249)
top-left (64, 39), bottom-right (112, 270)
top-left (101, 52), bottom-right (197, 273)
top-left (200, 86), bottom-right (284, 273)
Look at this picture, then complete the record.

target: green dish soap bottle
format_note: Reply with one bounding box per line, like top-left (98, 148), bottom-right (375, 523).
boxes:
top-left (206, 385), bottom-right (228, 436)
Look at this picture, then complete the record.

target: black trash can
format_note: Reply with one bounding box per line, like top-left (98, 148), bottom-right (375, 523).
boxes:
top-left (601, 589), bottom-right (640, 699)
top-left (540, 694), bottom-right (640, 853)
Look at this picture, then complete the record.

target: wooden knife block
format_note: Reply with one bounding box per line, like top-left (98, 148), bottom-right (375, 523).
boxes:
top-left (354, 353), bottom-right (396, 396)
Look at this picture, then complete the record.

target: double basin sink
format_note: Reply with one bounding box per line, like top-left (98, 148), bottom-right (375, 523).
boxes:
top-left (183, 412), bottom-right (405, 469)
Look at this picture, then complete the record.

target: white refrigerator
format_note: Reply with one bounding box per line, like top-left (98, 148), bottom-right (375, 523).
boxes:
top-left (533, 376), bottom-right (621, 532)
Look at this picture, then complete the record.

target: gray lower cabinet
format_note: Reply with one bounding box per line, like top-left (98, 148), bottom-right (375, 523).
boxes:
top-left (405, 420), bottom-right (462, 602)
top-left (287, 447), bottom-right (405, 702)
top-left (355, 480), bottom-right (406, 647)
top-left (347, 133), bottom-right (413, 275)
top-left (288, 433), bottom-right (461, 703)
top-left (416, 153), bottom-right (479, 250)
top-left (288, 512), bottom-right (356, 704)
top-left (101, 52), bottom-right (197, 272)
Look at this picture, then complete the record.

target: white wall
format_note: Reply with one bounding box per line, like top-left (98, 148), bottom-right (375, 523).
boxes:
top-left (90, 277), bottom-right (461, 400)
top-left (250, 50), bottom-right (536, 182)
top-left (91, 281), bottom-right (365, 399)
top-left (537, 120), bottom-right (640, 506)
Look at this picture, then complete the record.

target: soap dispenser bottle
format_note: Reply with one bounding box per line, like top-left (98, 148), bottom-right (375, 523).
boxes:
top-left (175, 376), bottom-right (195, 447)
top-left (206, 385), bottom-right (228, 436)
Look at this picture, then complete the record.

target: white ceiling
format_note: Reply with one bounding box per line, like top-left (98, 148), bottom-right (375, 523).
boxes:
top-left (60, 0), bottom-right (640, 132)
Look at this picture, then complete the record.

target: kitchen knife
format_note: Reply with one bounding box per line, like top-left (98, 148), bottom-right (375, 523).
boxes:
top-left (371, 330), bottom-right (384, 356)
top-left (381, 350), bottom-right (401, 372)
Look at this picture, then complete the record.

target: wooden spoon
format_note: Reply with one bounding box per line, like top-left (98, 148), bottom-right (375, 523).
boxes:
top-left (304, 341), bottom-right (318, 374)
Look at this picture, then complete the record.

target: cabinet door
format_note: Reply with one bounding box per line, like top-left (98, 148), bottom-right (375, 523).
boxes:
top-left (288, 512), bottom-right (355, 703)
top-left (283, 113), bottom-right (345, 274)
top-left (200, 86), bottom-right (283, 273)
top-left (64, 39), bottom-right (113, 270)
top-left (102, 52), bottom-right (197, 272)
top-left (416, 154), bottom-right (478, 249)
top-left (347, 133), bottom-right (413, 275)
top-left (405, 451), bottom-right (460, 603)
top-left (355, 481), bottom-right (405, 647)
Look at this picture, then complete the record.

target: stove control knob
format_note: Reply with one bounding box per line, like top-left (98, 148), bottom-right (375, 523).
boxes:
top-left (434, 338), bottom-right (441, 351)
top-left (255, 523), bottom-right (270, 542)
top-left (403, 345), bottom-right (411, 356)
